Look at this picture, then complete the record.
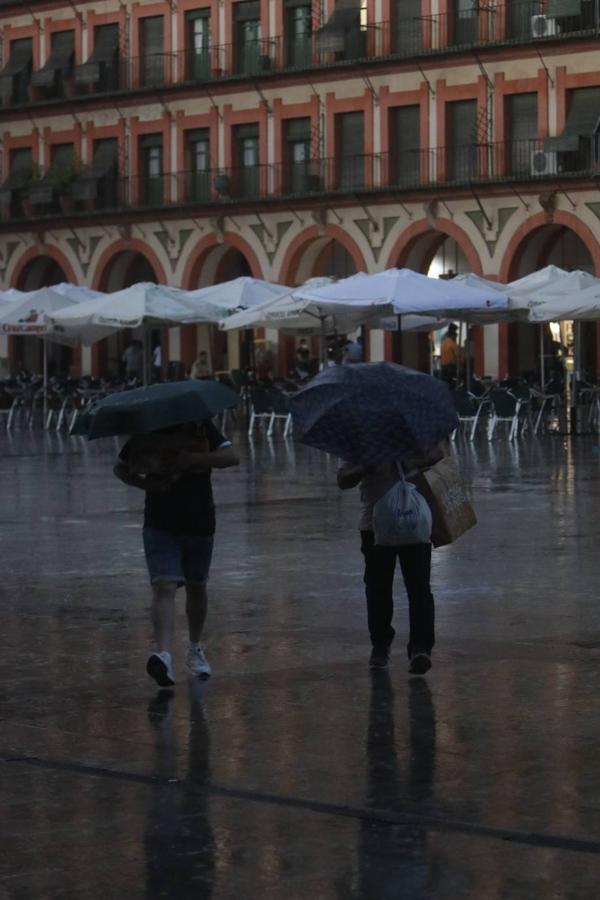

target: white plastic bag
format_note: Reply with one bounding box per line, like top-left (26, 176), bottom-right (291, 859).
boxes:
top-left (373, 478), bottom-right (432, 546)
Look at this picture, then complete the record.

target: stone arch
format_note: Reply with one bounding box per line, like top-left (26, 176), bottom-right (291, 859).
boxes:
top-left (386, 219), bottom-right (483, 275)
top-left (11, 244), bottom-right (78, 289)
top-left (278, 224), bottom-right (367, 286)
top-left (182, 232), bottom-right (263, 289)
top-left (499, 211), bottom-right (600, 281)
top-left (92, 239), bottom-right (168, 291)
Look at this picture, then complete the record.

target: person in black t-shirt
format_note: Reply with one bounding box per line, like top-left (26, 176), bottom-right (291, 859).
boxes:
top-left (114, 420), bottom-right (239, 687)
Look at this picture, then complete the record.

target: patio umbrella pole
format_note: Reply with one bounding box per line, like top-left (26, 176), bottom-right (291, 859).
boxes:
top-left (539, 324), bottom-right (546, 391)
top-left (465, 325), bottom-right (471, 391)
top-left (319, 316), bottom-right (327, 367)
top-left (43, 335), bottom-right (48, 426)
top-left (142, 326), bottom-right (149, 386)
top-left (457, 320), bottom-right (463, 386)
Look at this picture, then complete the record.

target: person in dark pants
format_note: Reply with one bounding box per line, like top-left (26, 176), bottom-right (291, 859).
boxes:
top-left (337, 447), bottom-right (444, 675)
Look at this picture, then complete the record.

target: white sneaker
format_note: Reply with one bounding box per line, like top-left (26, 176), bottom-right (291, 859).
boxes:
top-left (146, 651), bottom-right (175, 687)
top-left (186, 644), bottom-right (212, 679)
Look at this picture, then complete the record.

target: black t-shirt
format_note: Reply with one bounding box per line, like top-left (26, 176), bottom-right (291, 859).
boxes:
top-left (120, 420), bottom-right (231, 536)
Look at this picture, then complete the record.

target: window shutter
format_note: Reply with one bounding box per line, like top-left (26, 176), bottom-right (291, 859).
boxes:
top-left (508, 93), bottom-right (538, 142)
top-left (338, 111), bottom-right (364, 157)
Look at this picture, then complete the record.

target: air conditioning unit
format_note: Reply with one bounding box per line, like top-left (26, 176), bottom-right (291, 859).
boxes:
top-left (531, 14), bottom-right (560, 38)
top-left (531, 149), bottom-right (558, 176)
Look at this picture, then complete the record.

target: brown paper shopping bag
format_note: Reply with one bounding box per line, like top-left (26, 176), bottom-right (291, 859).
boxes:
top-left (413, 457), bottom-right (477, 548)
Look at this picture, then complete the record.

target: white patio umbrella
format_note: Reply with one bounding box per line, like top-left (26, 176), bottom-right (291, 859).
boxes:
top-left (168, 276), bottom-right (293, 319)
top-left (0, 287), bottom-right (83, 419)
top-left (50, 282), bottom-right (216, 383)
top-left (294, 268), bottom-right (510, 318)
top-left (508, 268), bottom-right (600, 386)
top-left (220, 278), bottom-right (390, 364)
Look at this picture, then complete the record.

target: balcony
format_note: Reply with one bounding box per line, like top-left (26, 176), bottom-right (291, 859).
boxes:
top-left (2, 139), bottom-right (597, 226)
top-left (0, 4), bottom-right (597, 113)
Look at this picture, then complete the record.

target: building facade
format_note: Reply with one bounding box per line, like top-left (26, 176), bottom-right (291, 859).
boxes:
top-left (0, 0), bottom-right (599, 379)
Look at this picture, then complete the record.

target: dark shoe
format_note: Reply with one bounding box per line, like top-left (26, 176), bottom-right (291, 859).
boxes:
top-left (146, 651), bottom-right (175, 687)
top-left (408, 651), bottom-right (432, 676)
top-left (369, 645), bottom-right (391, 669)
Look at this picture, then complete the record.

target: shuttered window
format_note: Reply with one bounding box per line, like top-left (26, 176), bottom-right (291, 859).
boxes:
top-left (448, 99), bottom-right (477, 181)
top-left (140, 134), bottom-right (163, 206)
top-left (186, 8), bottom-right (211, 81)
top-left (390, 105), bottom-right (420, 186)
top-left (235, 2), bottom-right (262, 73)
top-left (286, 3), bottom-right (312, 67)
top-left (392, 0), bottom-right (422, 54)
top-left (140, 16), bottom-right (165, 87)
top-left (507, 92), bottom-right (537, 175)
top-left (337, 111), bottom-right (364, 188)
top-left (285, 118), bottom-right (312, 192)
top-left (186, 128), bottom-right (210, 200)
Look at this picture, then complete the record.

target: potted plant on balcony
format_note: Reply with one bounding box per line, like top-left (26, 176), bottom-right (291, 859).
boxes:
top-left (214, 172), bottom-right (231, 196)
top-left (17, 163), bottom-right (42, 218)
top-left (49, 156), bottom-right (87, 214)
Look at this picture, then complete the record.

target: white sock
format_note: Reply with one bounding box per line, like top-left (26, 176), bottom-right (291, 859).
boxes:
top-left (189, 640), bottom-right (202, 651)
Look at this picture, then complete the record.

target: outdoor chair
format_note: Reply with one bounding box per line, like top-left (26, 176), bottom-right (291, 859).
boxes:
top-left (487, 389), bottom-right (523, 441)
top-left (453, 389), bottom-right (485, 442)
top-left (248, 386), bottom-right (274, 436)
top-left (531, 380), bottom-right (565, 435)
top-left (45, 388), bottom-right (68, 431)
top-left (267, 388), bottom-right (293, 438)
top-left (0, 388), bottom-right (16, 430)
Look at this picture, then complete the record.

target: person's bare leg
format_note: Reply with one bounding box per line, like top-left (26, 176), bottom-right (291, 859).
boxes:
top-left (186, 583), bottom-right (208, 643)
top-left (152, 581), bottom-right (178, 652)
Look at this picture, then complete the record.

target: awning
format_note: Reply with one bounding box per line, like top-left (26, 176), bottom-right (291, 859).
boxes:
top-left (72, 142), bottom-right (118, 201)
top-left (545, 86), bottom-right (600, 152)
top-left (31, 32), bottom-right (74, 89)
top-left (0, 41), bottom-right (32, 99)
top-left (74, 28), bottom-right (119, 86)
top-left (315, 0), bottom-right (361, 53)
top-left (546, 0), bottom-right (581, 15)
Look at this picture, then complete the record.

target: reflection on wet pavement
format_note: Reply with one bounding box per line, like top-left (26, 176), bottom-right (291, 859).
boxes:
top-left (3, 430), bottom-right (600, 897)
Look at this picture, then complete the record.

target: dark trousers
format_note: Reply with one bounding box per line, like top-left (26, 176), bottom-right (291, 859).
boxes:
top-left (360, 530), bottom-right (435, 656)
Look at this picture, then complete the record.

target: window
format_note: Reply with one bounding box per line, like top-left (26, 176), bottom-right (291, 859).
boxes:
top-left (186, 9), bottom-right (211, 81)
top-left (390, 105), bottom-right (420, 186)
top-left (337, 111), bottom-right (364, 189)
top-left (285, 118), bottom-right (312, 192)
top-left (234, 123), bottom-right (260, 196)
top-left (31, 30), bottom-right (74, 98)
top-left (72, 138), bottom-right (119, 209)
top-left (235, 2), bottom-right (263, 74)
top-left (185, 129), bottom-right (210, 200)
top-left (0, 148), bottom-right (33, 217)
top-left (0, 38), bottom-right (33, 105)
top-left (75, 24), bottom-right (120, 92)
top-left (140, 134), bottom-right (163, 206)
top-left (507, 93), bottom-right (538, 175)
top-left (453, 0), bottom-right (478, 45)
top-left (140, 16), bottom-right (165, 87)
top-left (447, 99), bottom-right (477, 181)
top-left (392, 0), bottom-right (421, 55)
top-left (286, 1), bottom-right (312, 68)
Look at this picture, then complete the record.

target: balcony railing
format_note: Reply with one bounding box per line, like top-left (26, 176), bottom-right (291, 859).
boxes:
top-left (0, 0), bottom-right (600, 106)
top-left (1, 139), bottom-right (597, 222)
top-left (2, 3), bottom-right (596, 109)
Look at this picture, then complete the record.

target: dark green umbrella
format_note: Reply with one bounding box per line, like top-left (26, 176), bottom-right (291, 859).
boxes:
top-left (74, 380), bottom-right (240, 439)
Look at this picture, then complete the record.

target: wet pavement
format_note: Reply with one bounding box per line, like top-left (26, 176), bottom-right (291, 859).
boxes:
top-left (2, 428), bottom-right (600, 898)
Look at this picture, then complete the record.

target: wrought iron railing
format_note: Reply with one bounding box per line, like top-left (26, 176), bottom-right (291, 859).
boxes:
top-left (3, 139), bottom-right (598, 223)
top-left (1, 3), bottom-right (597, 110)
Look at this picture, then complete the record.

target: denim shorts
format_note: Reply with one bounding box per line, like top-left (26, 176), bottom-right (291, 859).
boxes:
top-left (143, 527), bottom-right (214, 586)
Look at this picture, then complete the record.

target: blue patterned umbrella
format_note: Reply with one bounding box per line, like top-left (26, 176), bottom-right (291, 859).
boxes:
top-left (289, 363), bottom-right (458, 465)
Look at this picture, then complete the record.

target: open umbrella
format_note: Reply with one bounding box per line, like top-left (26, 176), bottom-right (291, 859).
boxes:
top-left (294, 268), bottom-right (509, 317)
top-left (289, 362), bottom-right (457, 465)
top-left (75, 380), bottom-right (240, 440)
